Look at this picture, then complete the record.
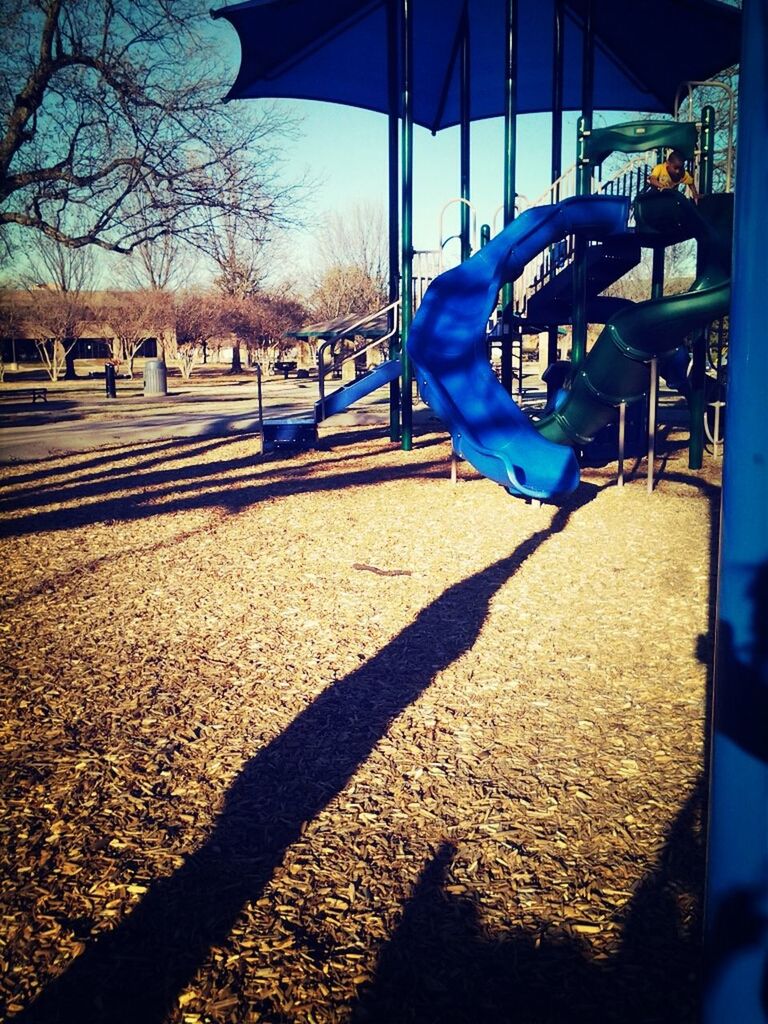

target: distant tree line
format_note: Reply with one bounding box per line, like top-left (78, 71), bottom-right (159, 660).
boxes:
top-left (0, 281), bottom-right (308, 383)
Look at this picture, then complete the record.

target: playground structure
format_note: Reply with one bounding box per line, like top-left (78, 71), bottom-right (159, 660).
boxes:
top-left (406, 184), bottom-right (732, 500)
top-left (210, 3), bottom-right (765, 1020)
top-left (260, 102), bottom-right (734, 489)
top-left (406, 106), bottom-right (734, 500)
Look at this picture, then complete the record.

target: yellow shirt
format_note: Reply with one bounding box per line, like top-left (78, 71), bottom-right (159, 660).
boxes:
top-left (650, 163), bottom-right (695, 190)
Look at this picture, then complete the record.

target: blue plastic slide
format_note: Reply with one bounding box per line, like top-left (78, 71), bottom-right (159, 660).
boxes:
top-left (406, 195), bottom-right (630, 499)
top-left (315, 359), bottom-right (400, 421)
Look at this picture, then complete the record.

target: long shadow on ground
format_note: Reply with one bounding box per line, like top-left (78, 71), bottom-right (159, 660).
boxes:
top-left (0, 435), bottom-right (447, 540)
top-left (15, 484), bottom-right (601, 1024)
top-left (0, 435), bottom-right (237, 487)
top-left (351, 781), bottom-right (707, 1024)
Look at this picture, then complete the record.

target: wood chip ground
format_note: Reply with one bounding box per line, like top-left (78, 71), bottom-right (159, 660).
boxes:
top-left (0, 423), bottom-right (722, 1023)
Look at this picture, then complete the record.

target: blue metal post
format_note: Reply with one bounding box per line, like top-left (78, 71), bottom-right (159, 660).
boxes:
top-left (704, 1), bottom-right (768, 1020)
top-left (400, 0), bottom-right (413, 450)
top-left (387, 0), bottom-right (401, 442)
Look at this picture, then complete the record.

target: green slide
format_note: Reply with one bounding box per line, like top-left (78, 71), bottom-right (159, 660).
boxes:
top-left (537, 191), bottom-right (732, 447)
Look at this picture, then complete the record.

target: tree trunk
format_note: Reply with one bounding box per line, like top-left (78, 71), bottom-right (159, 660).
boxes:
top-left (63, 341), bottom-right (77, 380)
top-left (230, 344), bottom-right (242, 373)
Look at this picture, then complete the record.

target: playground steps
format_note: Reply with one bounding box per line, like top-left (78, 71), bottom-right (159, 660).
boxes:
top-left (525, 235), bottom-right (641, 325)
top-left (528, 294), bottom-right (635, 328)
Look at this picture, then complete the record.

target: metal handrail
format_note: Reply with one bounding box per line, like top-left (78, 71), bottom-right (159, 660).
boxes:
top-left (674, 79), bottom-right (735, 191)
top-left (512, 154), bottom-right (654, 314)
top-left (438, 198), bottom-right (478, 269)
top-left (490, 192), bottom-right (533, 235)
top-left (316, 300), bottom-right (400, 422)
top-left (593, 152), bottom-right (652, 196)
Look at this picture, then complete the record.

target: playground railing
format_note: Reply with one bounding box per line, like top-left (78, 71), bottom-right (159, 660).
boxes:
top-left (316, 300), bottom-right (400, 421)
top-left (513, 153), bottom-right (653, 315)
top-left (675, 78), bottom-right (735, 192)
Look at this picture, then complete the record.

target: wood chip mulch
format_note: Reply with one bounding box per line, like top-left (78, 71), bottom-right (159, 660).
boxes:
top-left (0, 425), bottom-right (722, 1023)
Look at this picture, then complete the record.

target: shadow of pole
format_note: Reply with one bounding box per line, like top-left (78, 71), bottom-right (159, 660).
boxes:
top-left (17, 483), bottom-right (603, 1024)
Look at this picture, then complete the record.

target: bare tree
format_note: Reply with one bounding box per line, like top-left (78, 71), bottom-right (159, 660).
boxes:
top-left (0, 1), bottom-right (303, 255)
top-left (308, 264), bottom-right (385, 321)
top-left (94, 290), bottom-right (167, 377)
top-left (20, 287), bottom-right (90, 381)
top-left (19, 234), bottom-right (98, 379)
top-left (194, 155), bottom-right (280, 373)
top-left (0, 287), bottom-right (18, 379)
top-left (222, 291), bottom-right (306, 373)
top-left (315, 201), bottom-right (388, 299)
top-left (305, 201), bottom-right (388, 323)
top-left (171, 292), bottom-right (222, 381)
top-left (122, 235), bottom-right (191, 293)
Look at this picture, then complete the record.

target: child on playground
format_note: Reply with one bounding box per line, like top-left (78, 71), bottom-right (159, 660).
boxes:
top-left (647, 150), bottom-right (699, 202)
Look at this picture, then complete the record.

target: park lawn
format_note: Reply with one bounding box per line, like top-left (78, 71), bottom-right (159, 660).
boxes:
top-left (0, 425), bottom-right (720, 1024)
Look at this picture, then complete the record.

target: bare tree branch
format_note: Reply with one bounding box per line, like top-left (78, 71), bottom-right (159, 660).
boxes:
top-left (0, 0), bottom-right (305, 255)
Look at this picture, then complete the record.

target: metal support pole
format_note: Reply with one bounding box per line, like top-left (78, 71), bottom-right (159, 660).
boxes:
top-left (643, 243), bottom-right (665, 490)
top-left (571, 0), bottom-right (594, 369)
top-left (501, 322), bottom-right (513, 393)
top-left (688, 105), bottom-right (714, 470)
top-left (699, 104), bottom-right (716, 197)
top-left (255, 363), bottom-right (264, 455)
top-left (617, 401), bottom-right (626, 488)
top-left (646, 357), bottom-right (658, 493)
top-left (689, 330), bottom-right (706, 469)
top-left (459, 1), bottom-right (471, 263)
top-left (546, 0), bottom-right (565, 401)
top-left (499, 0), bottom-right (518, 395)
top-left (400, 0), bottom-right (413, 451)
top-left (387, 0), bottom-right (401, 442)
top-left (571, 115), bottom-right (590, 367)
top-left (450, 451), bottom-right (458, 485)
top-left (651, 245), bottom-right (665, 301)
top-left (704, 2), bottom-right (768, 1016)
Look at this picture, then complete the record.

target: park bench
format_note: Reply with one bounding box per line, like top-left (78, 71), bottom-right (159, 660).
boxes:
top-left (29, 387), bottom-right (48, 403)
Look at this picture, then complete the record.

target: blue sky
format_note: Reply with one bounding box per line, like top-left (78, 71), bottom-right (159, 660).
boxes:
top-left (274, 101), bottom-right (584, 267)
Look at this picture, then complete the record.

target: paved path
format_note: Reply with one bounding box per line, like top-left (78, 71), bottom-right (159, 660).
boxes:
top-left (0, 377), bottom-right (396, 462)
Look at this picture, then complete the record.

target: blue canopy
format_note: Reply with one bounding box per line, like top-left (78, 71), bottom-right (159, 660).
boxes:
top-left (211, 0), bottom-right (741, 130)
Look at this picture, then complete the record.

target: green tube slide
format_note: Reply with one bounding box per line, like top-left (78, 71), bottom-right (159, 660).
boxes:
top-left (537, 191), bottom-right (732, 448)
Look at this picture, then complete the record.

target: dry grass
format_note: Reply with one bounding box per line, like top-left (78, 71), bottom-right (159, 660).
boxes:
top-left (0, 424), bottom-right (721, 1024)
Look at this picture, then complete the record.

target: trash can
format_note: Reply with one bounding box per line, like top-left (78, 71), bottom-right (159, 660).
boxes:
top-left (143, 359), bottom-right (168, 396)
top-left (104, 361), bottom-right (117, 399)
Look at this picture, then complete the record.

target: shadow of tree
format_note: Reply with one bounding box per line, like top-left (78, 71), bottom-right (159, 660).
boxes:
top-left (0, 423), bottom-right (450, 544)
top-left (0, 435), bottom-right (238, 488)
top-left (0, 398), bottom-right (84, 429)
top-left (351, 781), bottom-right (707, 1024)
top-left (0, 438), bottom-right (449, 540)
top-left (15, 483), bottom-right (601, 1024)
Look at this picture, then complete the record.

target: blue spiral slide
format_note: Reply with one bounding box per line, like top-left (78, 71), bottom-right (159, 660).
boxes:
top-left (406, 195), bottom-right (630, 500)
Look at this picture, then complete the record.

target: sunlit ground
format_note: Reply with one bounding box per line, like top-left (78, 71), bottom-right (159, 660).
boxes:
top-left (0, 425), bottom-right (720, 1023)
